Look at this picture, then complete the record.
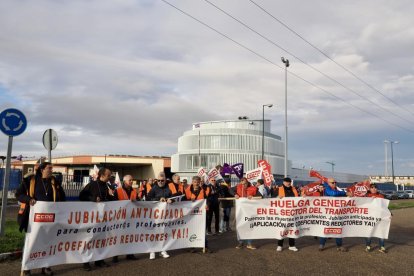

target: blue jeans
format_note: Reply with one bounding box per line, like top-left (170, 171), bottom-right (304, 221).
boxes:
top-left (320, 237), bottom-right (342, 247)
top-left (238, 239), bottom-right (252, 245)
top-left (220, 207), bottom-right (232, 231)
top-left (365, 238), bottom-right (384, 247)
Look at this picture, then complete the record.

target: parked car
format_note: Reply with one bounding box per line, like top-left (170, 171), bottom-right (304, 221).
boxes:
top-left (404, 190), bottom-right (414, 199)
top-left (397, 191), bottom-right (409, 199)
top-left (383, 190), bottom-right (398, 200)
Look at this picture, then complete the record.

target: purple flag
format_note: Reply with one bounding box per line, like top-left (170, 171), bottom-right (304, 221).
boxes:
top-left (231, 163), bottom-right (244, 179)
top-left (220, 163), bottom-right (234, 177)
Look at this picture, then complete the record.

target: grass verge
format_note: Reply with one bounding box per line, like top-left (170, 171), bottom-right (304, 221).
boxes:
top-left (0, 220), bottom-right (24, 254)
top-left (389, 200), bottom-right (414, 210)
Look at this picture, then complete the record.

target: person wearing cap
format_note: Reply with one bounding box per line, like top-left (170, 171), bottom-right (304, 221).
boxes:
top-left (319, 178), bottom-right (352, 252)
top-left (364, 184), bottom-right (388, 253)
top-left (272, 177), bottom-right (299, 252)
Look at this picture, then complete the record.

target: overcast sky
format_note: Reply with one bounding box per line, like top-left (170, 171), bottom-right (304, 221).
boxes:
top-left (1, 0), bottom-right (413, 176)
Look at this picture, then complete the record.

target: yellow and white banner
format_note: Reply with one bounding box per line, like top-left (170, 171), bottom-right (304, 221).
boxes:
top-left (22, 200), bottom-right (206, 270)
top-left (236, 197), bottom-right (391, 240)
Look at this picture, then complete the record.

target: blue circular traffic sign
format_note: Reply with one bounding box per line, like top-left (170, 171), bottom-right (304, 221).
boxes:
top-left (0, 108), bottom-right (27, 136)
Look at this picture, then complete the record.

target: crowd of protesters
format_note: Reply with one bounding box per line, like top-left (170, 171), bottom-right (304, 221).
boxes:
top-left (16, 162), bottom-right (389, 275)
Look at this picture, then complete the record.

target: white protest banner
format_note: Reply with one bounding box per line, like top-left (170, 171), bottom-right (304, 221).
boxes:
top-left (22, 200), bottom-right (206, 270)
top-left (245, 167), bottom-right (263, 183)
top-left (236, 197), bottom-right (391, 240)
top-left (207, 168), bottom-right (223, 181)
top-left (197, 167), bottom-right (209, 183)
top-left (258, 160), bottom-right (272, 187)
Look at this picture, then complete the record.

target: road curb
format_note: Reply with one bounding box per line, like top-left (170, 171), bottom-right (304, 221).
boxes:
top-left (0, 250), bottom-right (22, 262)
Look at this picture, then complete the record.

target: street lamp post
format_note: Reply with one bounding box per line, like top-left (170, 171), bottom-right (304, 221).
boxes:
top-left (390, 141), bottom-right (399, 190)
top-left (384, 140), bottom-right (389, 177)
top-left (385, 140), bottom-right (399, 190)
top-left (281, 57), bottom-right (290, 177)
top-left (326, 161), bottom-right (336, 174)
top-left (262, 104), bottom-right (273, 160)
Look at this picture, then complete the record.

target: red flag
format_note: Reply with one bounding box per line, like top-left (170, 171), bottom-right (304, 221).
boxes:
top-left (309, 170), bottom-right (329, 182)
top-left (347, 180), bottom-right (371, 197)
top-left (301, 180), bottom-right (323, 196)
top-left (258, 160), bottom-right (272, 187)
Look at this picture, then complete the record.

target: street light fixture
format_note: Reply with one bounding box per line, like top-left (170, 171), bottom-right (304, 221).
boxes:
top-left (326, 161), bottom-right (336, 174)
top-left (281, 57), bottom-right (290, 177)
top-left (384, 140), bottom-right (399, 190)
top-left (262, 104), bottom-right (273, 160)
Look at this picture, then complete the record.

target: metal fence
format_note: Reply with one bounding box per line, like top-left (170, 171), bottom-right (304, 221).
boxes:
top-left (0, 169), bottom-right (22, 190)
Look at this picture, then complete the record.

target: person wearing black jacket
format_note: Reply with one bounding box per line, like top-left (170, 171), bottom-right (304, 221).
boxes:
top-left (272, 177), bottom-right (299, 252)
top-left (218, 178), bottom-right (234, 233)
top-left (146, 172), bottom-right (172, 260)
top-left (16, 162), bottom-right (66, 276)
top-left (79, 168), bottom-right (114, 202)
top-left (79, 167), bottom-right (113, 271)
top-left (206, 178), bottom-right (220, 235)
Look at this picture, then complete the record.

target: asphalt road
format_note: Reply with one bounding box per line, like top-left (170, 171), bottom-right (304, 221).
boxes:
top-left (1, 203), bottom-right (413, 276)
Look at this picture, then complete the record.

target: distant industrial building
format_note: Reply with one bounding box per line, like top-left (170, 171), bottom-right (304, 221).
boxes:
top-left (12, 154), bottom-right (171, 182)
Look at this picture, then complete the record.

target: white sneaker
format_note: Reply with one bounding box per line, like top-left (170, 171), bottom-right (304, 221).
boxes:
top-left (160, 251), bottom-right (170, 258)
top-left (288, 246), bottom-right (299, 252)
top-left (276, 246), bottom-right (282, 252)
top-left (149, 252), bottom-right (155, 260)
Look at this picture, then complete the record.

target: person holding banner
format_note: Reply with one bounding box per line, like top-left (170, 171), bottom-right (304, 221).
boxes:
top-left (234, 178), bottom-right (257, 250)
top-left (184, 176), bottom-right (210, 252)
top-left (79, 167), bottom-right (113, 271)
top-left (365, 184), bottom-right (388, 253)
top-left (206, 178), bottom-right (220, 235)
top-left (112, 175), bottom-right (139, 263)
top-left (256, 179), bottom-right (271, 198)
top-left (319, 178), bottom-right (351, 252)
top-left (147, 172), bottom-right (172, 260)
top-left (272, 177), bottom-right (299, 252)
top-left (218, 178), bottom-right (233, 233)
top-left (16, 162), bottom-right (66, 276)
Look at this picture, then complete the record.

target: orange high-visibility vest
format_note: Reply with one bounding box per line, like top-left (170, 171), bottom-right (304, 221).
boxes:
top-left (117, 187), bottom-right (137, 200)
top-left (185, 186), bottom-right (205, 201)
top-left (138, 183), bottom-right (153, 198)
top-left (19, 176), bottom-right (59, 215)
top-left (278, 186), bottom-right (298, 197)
top-left (168, 182), bottom-right (184, 194)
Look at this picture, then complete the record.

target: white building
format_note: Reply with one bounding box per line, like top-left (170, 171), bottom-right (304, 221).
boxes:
top-left (171, 119), bottom-right (368, 184)
top-left (171, 119), bottom-right (289, 177)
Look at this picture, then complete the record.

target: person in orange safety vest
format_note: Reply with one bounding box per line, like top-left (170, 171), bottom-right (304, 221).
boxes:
top-left (112, 175), bottom-right (139, 263)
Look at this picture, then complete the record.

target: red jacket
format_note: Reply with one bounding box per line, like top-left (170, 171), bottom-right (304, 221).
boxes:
top-left (236, 184), bottom-right (257, 198)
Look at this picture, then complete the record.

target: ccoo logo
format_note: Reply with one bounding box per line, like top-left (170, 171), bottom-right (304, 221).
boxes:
top-left (34, 213), bottom-right (55, 223)
top-left (324, 228), bottom-right (342, 234)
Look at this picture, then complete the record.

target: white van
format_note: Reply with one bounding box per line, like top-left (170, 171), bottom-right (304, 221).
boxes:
top-left (404, 190), bottom-right (414, 198)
